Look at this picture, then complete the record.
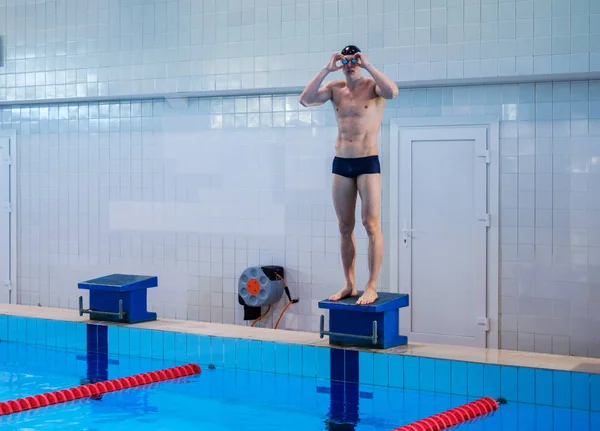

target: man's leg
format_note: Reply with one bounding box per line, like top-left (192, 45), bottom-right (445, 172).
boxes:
top-left (329, 173), bottom-right (358, 301)
top-left (356, 173), bottom-right (382, 305)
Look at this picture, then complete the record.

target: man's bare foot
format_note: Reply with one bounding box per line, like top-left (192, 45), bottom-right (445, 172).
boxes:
top-left (356, 284), bottom-right (378, 305)
top-left (329, 284), bottom-right (358, 301)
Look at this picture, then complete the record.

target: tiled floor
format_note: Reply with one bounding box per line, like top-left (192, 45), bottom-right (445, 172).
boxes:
top-left (1, 303), bottom-right (599, 375)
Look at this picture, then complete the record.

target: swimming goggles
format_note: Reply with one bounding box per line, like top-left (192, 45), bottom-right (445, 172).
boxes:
top-left (341, 58), bottom-right (358, 64)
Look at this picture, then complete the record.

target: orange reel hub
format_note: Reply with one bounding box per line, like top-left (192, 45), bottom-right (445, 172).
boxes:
top-left (246, 279), bottom-right (261, 295)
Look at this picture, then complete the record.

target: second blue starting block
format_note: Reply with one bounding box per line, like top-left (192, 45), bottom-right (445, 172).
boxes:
top-left (78, 274), bottom-right (158, 324)
top-left (318, 291), bottom-right (409, 349)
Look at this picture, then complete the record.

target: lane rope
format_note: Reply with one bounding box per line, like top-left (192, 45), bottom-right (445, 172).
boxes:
top-left (0, 363), bottom-right (201, 416)
top-left (390, 396), bottom-right (506, 431)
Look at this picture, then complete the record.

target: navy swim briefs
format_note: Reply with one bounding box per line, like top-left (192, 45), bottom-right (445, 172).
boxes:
top-left (332, 155), bottom-right (381, 178)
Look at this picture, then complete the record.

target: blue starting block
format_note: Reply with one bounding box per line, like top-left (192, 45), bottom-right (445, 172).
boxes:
top-left (318, 291), bottom-right (409, 349)
top-left (78, 274), bottom-right (158, 324)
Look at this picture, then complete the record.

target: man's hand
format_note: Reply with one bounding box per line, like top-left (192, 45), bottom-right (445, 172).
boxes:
top-left (353, 52), bottom-right (370, 68)
top-left (354, 52), bottom-right (399, 99)
top-left (326, 52), bottom-right (344, 72)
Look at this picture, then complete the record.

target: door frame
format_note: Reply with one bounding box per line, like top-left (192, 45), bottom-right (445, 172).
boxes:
top-left (388, 117), bottom-right (500, 349)
top-left (0, 130), bottom-right (17, 304)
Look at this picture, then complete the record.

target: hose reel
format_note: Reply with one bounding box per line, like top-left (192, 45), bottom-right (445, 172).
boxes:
top-left (237, 265), bottom-right (297, 324)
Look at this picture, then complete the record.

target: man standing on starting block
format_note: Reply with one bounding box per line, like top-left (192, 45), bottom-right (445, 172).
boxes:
top-left (299, 45), bottom-right (399, 305)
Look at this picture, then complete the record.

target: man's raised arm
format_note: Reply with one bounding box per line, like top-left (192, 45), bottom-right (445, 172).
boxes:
top-left (354, 52), bottom-right (399, 99)
top-left (299, 53), bottom-right (343, 107)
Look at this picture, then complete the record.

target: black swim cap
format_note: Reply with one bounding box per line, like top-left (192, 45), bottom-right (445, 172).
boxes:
top-left (341, 45), bottom-right (361, 55)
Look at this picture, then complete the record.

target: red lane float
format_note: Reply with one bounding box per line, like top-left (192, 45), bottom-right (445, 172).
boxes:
top-left (391, 396), bottom-right (501, 431)
top-left (0, 363), bottom-right (201, 416)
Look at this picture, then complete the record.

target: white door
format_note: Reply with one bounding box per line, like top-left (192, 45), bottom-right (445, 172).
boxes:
top-left (398, 127), bottom-right (490, 347)
top-left (0, 137), bottom-right (10, 304)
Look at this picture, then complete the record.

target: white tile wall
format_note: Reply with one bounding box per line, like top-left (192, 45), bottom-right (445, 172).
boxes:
top-left (0, 0), bottom-right (599, 358)
top-left (2, 81), bottom-right (600, 358)
top-left (0, 0), bottom-right (599, 103)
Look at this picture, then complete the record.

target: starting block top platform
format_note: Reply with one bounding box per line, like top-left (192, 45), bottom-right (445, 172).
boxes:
top-left (78, 274), bottom-right (158, 292)
top-left (318, 291), bottom-right (409, 313)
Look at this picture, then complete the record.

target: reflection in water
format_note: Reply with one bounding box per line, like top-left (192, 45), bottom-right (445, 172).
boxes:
top-left (324, 381), bottom-right (359, 430)
top-left (321, 348), bottom-right (372, 430)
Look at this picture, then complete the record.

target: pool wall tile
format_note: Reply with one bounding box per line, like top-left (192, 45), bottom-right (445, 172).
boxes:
top-left (223, 337), bottom-right (236, 368)
top-left (572, 410), bottom-right (591, 431)
top-left (467, 363), bottom-right (484, 397)
top-left (404, 356), bottom-right (419, 390)
top-left (288, 344), bottom-right (303, 376)
top-left (163, 331), bottom-right (175, 362)
top-left (591, 374), bottom-right (600, 412)
top-left (174, 332), bottom-right (187, 363)
top-left (553, 371), bottom-right (571, 409)
top-left (129, 328), bottom-right (141, 357)
top-left (5, 316), bottom-right (13, 341)
top-left (301, 345), bottom-right (316, 378)
top-left (26, 318), bottom-right (36, 345)
top-left (419, 358), bottom-right (435, 392)
top-left (315, 346), bottom-right (330, 380)
top-left (262, 341), bottom-right (276, 374)
top-left (358, 352), bottom-right (374, 386)
top-left (274, 342), bottom-right (289, 374)
top-left (0, 314), bottom-right (7, 341)
top-left (6, 316), bottom-right (16, 341)
top-left (55, 320), bottom-right (66, 349)
top-left (249, 340), bottom-right (262, 372)
top-left (211, 337), bottom-right (224, 368)
top-left (185, 333), bottom-right (198, 362)
top-left (389, 355), bottom-right (404, 389)
top-left (434, 359), bottom-right (451, 394)
top-left (500, 365), bottom-right (518, 403)
top-left (553, 408), bottom-right (571, 430)
top-left (483, 364), bottom-right (501, 399)
top-left (18, 317), bottom-right (27, 343)
top-left (518, 367), bottom-right (535, 404)
top-left (198, 336), bottom-right (211, 365)
top-left (150, 330), bottom-right (163, 360)
top-left (118, 327), bottom-right (131, 356)
top-left (140, 328), bottom-right (152, 358)
top-left (451, 361), bottom-right (468, 396)
top-left (108, 326), bottom-right (119, 356)
top-left (373, 353), bottom-right (389, 387)
top-left (236, 338), bottom-right (249, 370)
top-left (535, 405), bottom-right (554, 429)
top-left (34, 319), bottom-right (45, 346)
top-left (572, 372), bottom-right (590, 410)
top-left (65, 322), bottom-right (77, 350)
top-left (46, 319), bottom-right (56, 348)
top-left (76, 323), bottom-right (87, 351)
top-left (535, 369), bottom-right (553, 406)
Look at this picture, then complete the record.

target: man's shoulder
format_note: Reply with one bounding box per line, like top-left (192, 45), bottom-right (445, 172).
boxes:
top-left (325, 80), bottom-right (346, 89)
top-left (363, 77), bottom-right (377, 88)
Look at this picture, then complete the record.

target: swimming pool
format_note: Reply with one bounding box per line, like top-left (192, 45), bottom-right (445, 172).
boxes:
top-left (0, 310), bottom-right (599, 430)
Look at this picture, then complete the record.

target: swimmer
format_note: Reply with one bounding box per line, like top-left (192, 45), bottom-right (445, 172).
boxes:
top-left (299, 45), bottom-right (399, 305)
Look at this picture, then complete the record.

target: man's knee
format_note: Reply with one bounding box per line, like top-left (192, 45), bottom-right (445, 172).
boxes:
top-left (338, 219), bottom-right (355, 236)
top-left (362, 217), bottom-right (381, 236)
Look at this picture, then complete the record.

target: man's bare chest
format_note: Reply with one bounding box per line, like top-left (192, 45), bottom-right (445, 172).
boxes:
top-left (333, 94), bottom-right (379, 118)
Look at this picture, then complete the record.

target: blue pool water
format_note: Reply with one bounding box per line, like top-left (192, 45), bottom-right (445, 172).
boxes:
top-left (1, 341), bottom-right (599, 430)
